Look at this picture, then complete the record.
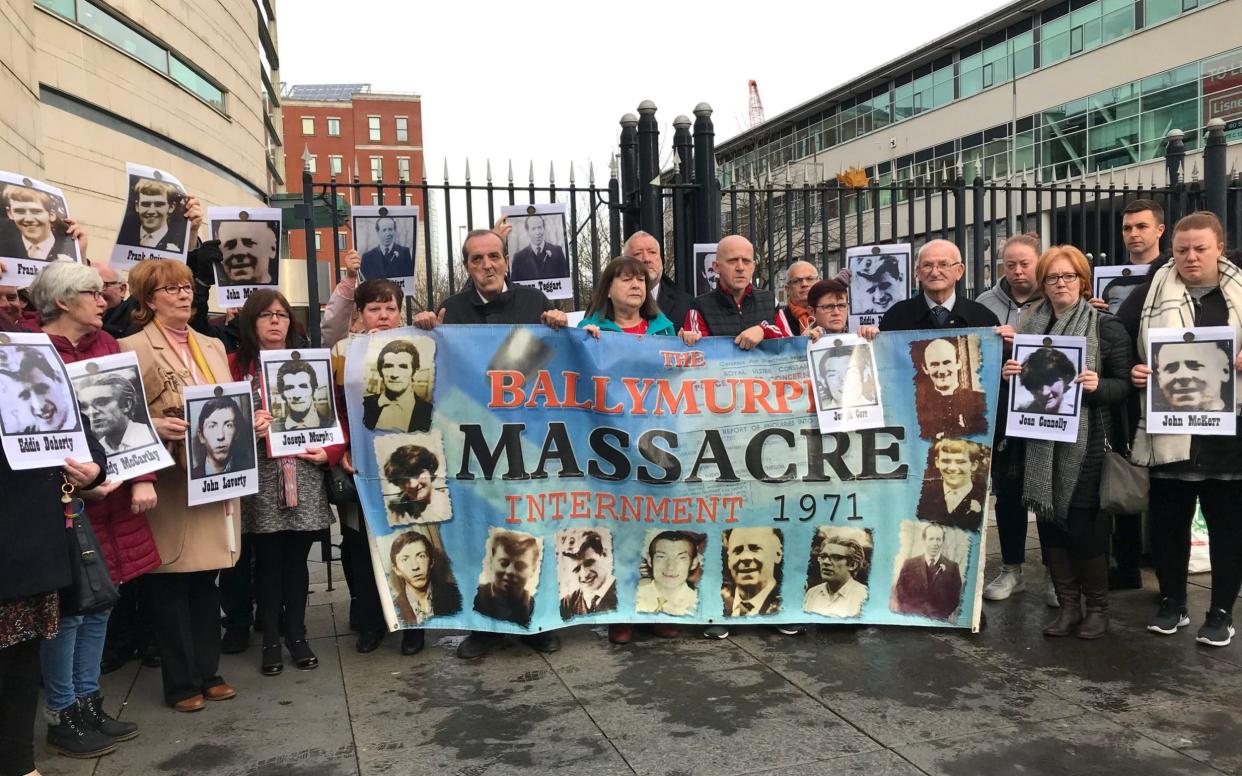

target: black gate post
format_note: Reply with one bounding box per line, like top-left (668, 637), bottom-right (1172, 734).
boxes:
top-left (672, 114), bottom-right (694, 288)
top-left (300, 160), bottom-right (321, 348)
top-left (1163, 128), bottom-right (1186, 255)
top-left (693, 102), bottom-right (720, 248)
top-left (619, 113), bottom-right (639, 239)
top-left (607, 155), bottom-right (622, 258)
top-left (952, 165), bottom-right (967, 298)
top-left (1204, 118), bottom-right (1228, 236)
top-left (971, 172), bottom-right (986, 295)
top-left (636, 100), bottom-right (661, 249)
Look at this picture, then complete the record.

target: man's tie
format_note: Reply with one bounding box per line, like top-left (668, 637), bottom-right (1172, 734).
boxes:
top-left (931, 305), bottom-right (949, 327)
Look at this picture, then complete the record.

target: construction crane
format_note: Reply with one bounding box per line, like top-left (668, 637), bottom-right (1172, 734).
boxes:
top-left (748, 80), bottom-right (765, 127)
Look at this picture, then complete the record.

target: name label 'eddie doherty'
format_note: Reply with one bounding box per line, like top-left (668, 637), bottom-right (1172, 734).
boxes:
top-left (17, 435), bottom-right (75, 453)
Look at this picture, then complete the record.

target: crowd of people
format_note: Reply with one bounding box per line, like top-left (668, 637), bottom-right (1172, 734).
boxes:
top-left (0, 193), bottom-right (1238, 776)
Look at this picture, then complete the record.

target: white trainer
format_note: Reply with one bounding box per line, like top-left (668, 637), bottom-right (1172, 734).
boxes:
top-left (982, 566), bottom-right (1026, 601)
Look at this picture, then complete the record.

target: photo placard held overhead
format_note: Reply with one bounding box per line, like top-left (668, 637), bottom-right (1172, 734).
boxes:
top-left (692, 243), bottom-right (719, 297)
top-left (502, 203), bottom-right (571, 300)
top-left (1093, 264), bottom-right (1151, 314)
top-left (111, 163), bottom-right (191, 270)
top-left (0, 332), bottom-right (90, 470)
top-left (1146, 326), bottom-right (1237, 436)
top-left (258, 348), bottom-right (344, 457)
top-left (183, 381), bottom-right (259, 506)
top-left (1005, 334), bottom-right (1086, 443)
top-left (208, 207), bottom-right (282, 309)
top-left (0, 171), bottom-right (81, 287)
top-left (352, 205), bottom-right (419, 297)
top-left (847, 243), bottom-right (911, 330)
top-left (65, 351), bottom-right (173, 481)
top-left (807, 333), bottom-right (884, 433)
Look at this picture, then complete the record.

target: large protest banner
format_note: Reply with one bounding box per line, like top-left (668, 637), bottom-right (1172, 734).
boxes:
top-left (345, 326), bottom-right (999, 635)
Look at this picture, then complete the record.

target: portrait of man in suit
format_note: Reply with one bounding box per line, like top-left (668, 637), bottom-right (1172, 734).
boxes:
top-left (891, 523), bottom-right (963, 620)
top-left (557, 530), bottom-right (617, 620)
top-left (510, 214), bottom-right (568, 281)
top-left (850, 254), bottom-right (905, 315)
top-left (917, 438), bottom-right (989, 532)
top-left (473, 529), bottom-right (541, 628)
top-left (1, 185), bottom-right (76, 262)
top-left (117, 177), bottom-right (186, 252)
top-left (189, 394), bottom-right (254, 479)
top-left (360, 216), bottom-right (414, 282)
top-left (269, 359), bottom-right (329, 432)
top-left (912, 336), bottom-right (987, 440)
top-left (814, 342), bottom-right (878, 411)
top-left (635, 530), bottom-right (704, 616)
top-left (215, 219), bottom-right (279, 286)
top-left (74, 371), bottom-right (155, 454)
top-left (721, 526), bottom-right (784, 617)
top-left (362, 339), bottom-right (433, 432)
top-left (803, 527), bottom-right (871, 618)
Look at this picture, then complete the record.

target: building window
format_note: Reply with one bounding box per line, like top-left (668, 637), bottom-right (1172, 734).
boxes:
top-left (327, 118), bottom-right (341, 136)
top-left (371, 194), bottom-right (380, 205)
top-left (314, 233), bottom-right (321, 251)
top-left (302, 117), bottom-right (315, 135)
top-left (370, 156), bottom-right (382, 182)
top-left (1145, 0), bottom-right (1182, 24)
top-left (403, 194), bottom-right (414, 206)
top-left (306, 155), bottom-right (317, 174)
top-left (337, 232), bottom-right (348, 250)
top-left (397, 157), bottom-right (411, 182)
top-left (329, 155), bottom-right (343, 176)
top-left (368, 116), bottom-right (381, 142)
top-left (396, 116), bottom-right (409, 143)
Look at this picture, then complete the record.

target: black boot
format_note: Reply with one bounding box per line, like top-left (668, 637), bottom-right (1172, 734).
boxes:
top-left (46, 702), bottom-right (116, 758)
top-left (1077, 555), bottom-right (1110, 639)
top-left (78, 693), bottom-right (138, 742)
top-left (1043, 548), bottom-right (1082, 637)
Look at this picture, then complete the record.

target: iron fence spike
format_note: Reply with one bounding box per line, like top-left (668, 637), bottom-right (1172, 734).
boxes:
top-left (442, 159), bottom-right (449, 183)
top-left (549, 161), bottom-right (555, 184)
top-left (508, 159), bottom-right (514, 184)
top-left (486, 159), bottom-right (493, 183)
top-left (464, 159), bottom-right (471, 181)
top-left (529, 161), bottom-right (535, 184)
top-left (589, 161), bottom-right (596, 185)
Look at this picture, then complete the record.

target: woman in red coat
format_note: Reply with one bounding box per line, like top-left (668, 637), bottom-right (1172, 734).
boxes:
top-left (29, 262), bottom-right (161, 757)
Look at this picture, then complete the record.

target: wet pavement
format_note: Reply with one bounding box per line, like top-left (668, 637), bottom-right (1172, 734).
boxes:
top-left (38, 522), bottom-right (1241, 776)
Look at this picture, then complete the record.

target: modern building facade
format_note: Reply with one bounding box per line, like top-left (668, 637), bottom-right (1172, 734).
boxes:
top-left (1, 0), bottom-right (282, 263)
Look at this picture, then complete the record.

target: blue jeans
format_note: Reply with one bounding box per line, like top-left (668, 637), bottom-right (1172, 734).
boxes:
top-left (39, 608), bottom-right (112, 711)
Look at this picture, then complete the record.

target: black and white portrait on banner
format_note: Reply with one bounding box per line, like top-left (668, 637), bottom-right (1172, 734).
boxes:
top-left (373, 431), bottom-right (452, 526)
top-left (352, 205), bottom-right (418, 296)
top-left (360, 334), bottom-right (435, 433)
top-left (693, 242), bottom-right (719, 297)
top-left (66, 351), bottom-right (172, 480)
top-left (720, 526), bottom-right (784, 618)
top-left (502, 202), bottom-right (571, 300)
top-left (807, 333), bottom-right (884, 433)
top-left (635, 529), bottom-right (705, 616)
top-left (0, 332), bottom-right (89, 470)
top-left (111, 163), bottom-right (190, 270)
top-left (375, 525), bottom-right (462, 629)
top-left (556, 528), bottom-right (617, 620)
top-left (910, 335), bottom-right (987, 440)
top-left (259, 348), bottom-right (342, 457)
top-left (1147, 326), bottom-right (1237, 436)
top-left (1093, 264), bottom-right (1151, 315)
top-left (0, 170), bottom-right (79, 287)
top-left (1006, 334), bottom-right (1085, 443)
top-left (916, 438), bottom-right (991, 532)
top-left (473, 527), bottom-right (543, 628)
top-left (209, 207), bottom-right (282, 309)
top-left (183, 381), bottom-right (258, 506)
top-left (890, 520), bottom-right (968, 621)
top-left (803, 526), bottom-right (872, 618)
top-left (847, 243), bottom-right (911, 329)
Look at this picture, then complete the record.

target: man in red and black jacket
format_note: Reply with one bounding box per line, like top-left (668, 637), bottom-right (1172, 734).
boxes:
top-left (681, 235), bottom-right (790, 348)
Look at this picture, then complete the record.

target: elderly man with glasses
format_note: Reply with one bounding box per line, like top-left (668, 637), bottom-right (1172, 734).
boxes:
top-left (861, 239), bottom-right (998, 334)
top-left (776, 261), bottom-right (821, 335)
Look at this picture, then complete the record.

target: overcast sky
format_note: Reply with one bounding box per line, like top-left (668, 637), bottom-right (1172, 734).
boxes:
top-left (275, 0), bottom-right (1007, 185)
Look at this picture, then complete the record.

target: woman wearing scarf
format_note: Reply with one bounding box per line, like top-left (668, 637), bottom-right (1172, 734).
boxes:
top-left (1129, 212), bottom-right (1242, 647)
top-left (1000, 245), bottom-right (1135, 639)
top-left (230, 289), bottom-right (343, 675)
top-left (120, 260), bottom-right (262, 711)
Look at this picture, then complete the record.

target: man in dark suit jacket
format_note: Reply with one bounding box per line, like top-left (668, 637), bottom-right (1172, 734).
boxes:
top-left (510, 215), bottom-right (568, 281)
top-left (116, 177), bottom-right (187, 252)
top-left (472, 531), bottom-right (539, 627)
top-left (360, 216), bottom-right (414, 281)
top-left (917, 439), bottom-right (987, 531)
top-left (361, 339), bottom-right (432, 432)
top-left (875, 239), bottom-right (999, 332)
top-left (914, 337), bottom-right (988, 439)
top-left (892, 524), bottom-right (962, 619)
top-left (625, 231), bottom-right (689, 329)
top-left (720, 527), bottom-right (784, 617)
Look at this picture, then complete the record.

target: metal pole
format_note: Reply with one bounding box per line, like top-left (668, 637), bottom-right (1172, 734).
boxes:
top-left (607, 154), bottom-right (622, 257)
top-left (672, 114), bottom-right (694, 288)
top-left (636, 100), bottom-right (660, 244)
top-left (1204, 118), bottom-right (1228, 234)
top-left (693, 102), bottom-right (720, 244)
top-left (300, 165), bottom-right (321, 348)
top-left (619, 114), bottom-right (639, 239)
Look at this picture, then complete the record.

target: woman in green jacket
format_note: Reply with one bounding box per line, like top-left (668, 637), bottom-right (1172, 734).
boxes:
top-left (579, 257), bottom-right (676, 337)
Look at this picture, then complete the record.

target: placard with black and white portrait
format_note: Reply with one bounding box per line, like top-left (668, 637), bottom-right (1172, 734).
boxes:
top-left (111, 163), bottom-right (190, 270)
top-left (0, 170), bottom-right (80, 287)
top-left (1006, 334), bottom-right (1085, 443)
top-left (376, 525), bottom-right (463, 629)
top-left (373, 432), bottom-right (452, 526)
top-left (1093, 264), bottom-right (1150, 315)
top-left (720, 526), bottom-right (784, 618)
top-left (807, 333), bottom-right (884, 433)
top-left (910, 335), bottom-right (987, 440)
top-left (635, 529), bottom-right (705, 617)
top-left (847, 243), bottom-right (911, 329)
top-left (889, 520), bottom-right (968, 622)
top-left (473, 527), bottom-right (543, 628)
top-left (352, 205), bottom-right (419, 296)
top-left (693, 242), bottom-right (719, 297)
top-left (556, 529), bottom-right (617, 621)
top-left (501, 202), bottom-right (571, 300)
top-left (208, 207), bottom-right (282, 309)
top-left (916, 438), bottom-right (991, 532)
top-left (259, 348), bottom-right (343, 457)
top-left (1147, 326), bottom-right (1237, 436)
top-left (360, 334), bottom-right (435, 433)
top-left (183, 381), bottom-right (259, 506)
top-left (66, 351), bottom-right (173, 480)
top-left (803, 526), bottom-right (872, 618)
top-left (0, 333), bottom-right (89, 470)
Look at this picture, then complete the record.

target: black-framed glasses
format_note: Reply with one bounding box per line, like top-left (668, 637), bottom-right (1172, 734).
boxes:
top-left (156, 284), bottom-right (194, 296)
top-left (1043, 273), bottom-right (1080, 286)
top-left (814, 303), bottom-right (848, 312)
top-left (76, 289), bottom-right (105, 301)
top-left (101, 281), bottom-right (124, 289)
top-left (256, 311), bottom-right (291, 322)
